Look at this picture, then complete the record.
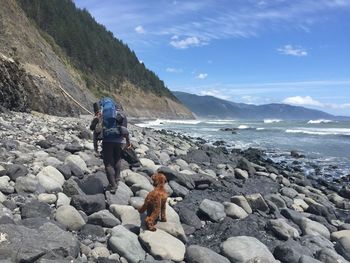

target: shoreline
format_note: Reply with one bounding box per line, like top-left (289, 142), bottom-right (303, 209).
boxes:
top-left (0, 111), bottom-right (350, 262)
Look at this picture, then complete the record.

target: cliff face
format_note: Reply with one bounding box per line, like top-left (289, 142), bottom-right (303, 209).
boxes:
top-left (0, 0), bottom-right (193, 118)
top-left (0, 0), bottom-right (96, 116)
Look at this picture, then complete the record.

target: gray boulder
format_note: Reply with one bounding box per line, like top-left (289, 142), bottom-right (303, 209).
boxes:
top-left (199, 199), bottom-right (226, 222)
top-left (21, 199), bottom-right (52, 219)
top-left (223, 202), bottom-right (248, 219)
top-left (139, 229), bottom-right (186, 262)
top-left (55, 205), bottom-right (85, 231)
top-left (169, 180), bottom-right (189, 198)
top-left (335, 237), bottom-right (350, 261)
top-left (179, 207), bottom-right (202, 230)
top-left (266, 219), bottom-right (300, 240)
top-left (70, 194), bottom-right (106, 215)
top-left (6, 164), bottom-right (28, 181)
top-left (109, 225), bottom-right (146, 263)
top-left (88, 210), bottom-right (121, 228)
top-left (221, 236), bottom-right (276, 263)
top-left (158, 166), bottom-right (195, 189)
top-left (185, 245), bottom-right (230, 263)
top-left (0, 223), bottom-right (79, 262)
top-left (245, 193), bottom-right (269, 212)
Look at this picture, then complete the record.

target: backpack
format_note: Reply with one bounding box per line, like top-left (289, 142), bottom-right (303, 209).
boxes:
top-left (99, 97), bottom-right (122, 139)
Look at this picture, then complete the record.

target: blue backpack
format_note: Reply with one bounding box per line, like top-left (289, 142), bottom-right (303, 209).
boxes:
top-left (99, 97), bottom-right (122, 139)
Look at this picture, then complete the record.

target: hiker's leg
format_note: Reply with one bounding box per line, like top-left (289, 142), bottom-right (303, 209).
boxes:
top-left (93, 131), bottom-right (98, 152)
top-left (113, 143), bottom-right (123, 185)
top-left (102, 142), bottom-right (117, 187)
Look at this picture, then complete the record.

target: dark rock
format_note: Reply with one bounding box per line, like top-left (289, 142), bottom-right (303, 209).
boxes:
top-left (265, 194), bottom-right (286, 209)
top-left (0, 223), bottom-right (79, 261)
top-left (182, 224), bottom-right (196, 235)
top-left (185, 245), bottom-right (230, 263)
top-left (93, 171), bottom-right (109, 188)
top-left (191, 173), bottom-right (216, 188)
top-left (20, 218), bottom-right (66, 230)
top-left (237, 157), bottom-right (256, 176)
top-left (77, 175), bottom-right (105, 195)
top-left (273, 240), bottom-right (313, 263)
top-left (169, 180), bottom-right (189, 198)
top-left (306, 203), bottom-right (335, 221)
top-left (2, 140), bottom-right (19, 151)
top-left (78, 129), bottom-right (92, 140)
top-left (183, 148), bottom-right (211, 164)
top-left (70, 194), bottom-right (106, 215)
top-left (56, 164), bottom-right (72, 180)
top-left (241, 148), bottom-right (265, 163)
top-left (300, 235), bottom-right (334, 253)
top-left (87, 210), bottom-right (121, 228)
top-left (0, 215), bottom-right (15, 224)
top-left (63, 178), bottom-right (85, 197)
top-left (298, 255), bottom-right (323, 263)
top-left (213, 140), bottom-right (226, 147)
top-left (158, 166), bottom-right (195, 189)
top-left (179, 207), bottom-right (202, 230)
top-left (266, 165), bottom-right (279, 174)
top-left (36, 140), bottom-right (52, 149)
top-left (97, 258), bottom-right (119, 263)
top-left (339, 187), bottom-right (350, 199)
top-left (79, 224), bottom-right (105, 242)
top-left (335, 237), bottom-right (350, 261)
top-left (64, 144), bottom-right (83, 154)
top-left (291, 150), bottom-right (305, 159)
top-left (5, 164), bottom-right (28, 181)
top-left (69, 162), bottom-right (84, 179)
top-left (281, 208), bottom-right (303, 223)
top-left (2, 200), bottom-right (16, 210)
top-left (21, 199), bottom-right (52, 219)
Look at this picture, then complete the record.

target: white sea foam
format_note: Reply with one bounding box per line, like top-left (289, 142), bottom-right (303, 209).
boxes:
top-left (256, 128), bottom-right (265, 131)
top-left (264, 119), bottom-right (282, 124)
top-left (286, 128), bottom-right (350, 136)
top-left (135, 119), bottom-right (201, 127)
top-left (204, 120), bottom-right (237, 125)
top-left (238, 125), bottom-right (250, 129)
top-left (307, 119), bottom-right (335, 124)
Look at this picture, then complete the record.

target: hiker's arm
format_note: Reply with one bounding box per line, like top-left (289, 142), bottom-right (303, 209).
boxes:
top-left (90, 117), bottom-right (99, 130)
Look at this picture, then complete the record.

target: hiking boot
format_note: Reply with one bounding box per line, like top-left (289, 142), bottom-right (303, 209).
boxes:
top-left (106, 184), bottom-right (118, 194)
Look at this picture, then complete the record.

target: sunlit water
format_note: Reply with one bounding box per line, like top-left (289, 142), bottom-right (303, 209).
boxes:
top-left (136, 118), bottom-right (350, 179)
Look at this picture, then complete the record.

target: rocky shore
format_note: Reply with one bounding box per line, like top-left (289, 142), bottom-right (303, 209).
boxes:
top-left (1, 111), bottom-right (350, 263)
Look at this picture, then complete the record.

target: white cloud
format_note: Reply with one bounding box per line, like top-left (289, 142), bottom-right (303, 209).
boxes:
top-left (166, 67), bottom-right (182, 73)
top-left (196, 73), bottom-right (208, 79)
top-left (277, 44), bottom-right (308, 57)
top-left (282, 96), bottom-right (350, 109)
top-left (282, 96), bottom-right (323, 106)
top-left (199, 89), bottom-right (230, 100)
top-left (134, 25), bottom-right (146, 34)
top-left (170, 36), bottom-right (206, 49)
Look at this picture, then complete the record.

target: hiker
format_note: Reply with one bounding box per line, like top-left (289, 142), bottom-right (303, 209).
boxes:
top-left (94, 97), bottom-right (131, 193)
top-left (90, 102), bottom-right (103, 153)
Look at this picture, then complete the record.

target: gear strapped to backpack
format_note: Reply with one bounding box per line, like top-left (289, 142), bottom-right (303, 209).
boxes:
top-left (99, 97), bottom-right (123, 139)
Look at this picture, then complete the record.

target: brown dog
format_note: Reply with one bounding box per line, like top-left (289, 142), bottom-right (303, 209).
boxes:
top-left (138, 172), bottom-right (168, 231)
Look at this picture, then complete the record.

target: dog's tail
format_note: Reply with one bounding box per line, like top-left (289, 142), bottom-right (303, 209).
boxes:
top-left (138, 203), bottom-right (147, 214)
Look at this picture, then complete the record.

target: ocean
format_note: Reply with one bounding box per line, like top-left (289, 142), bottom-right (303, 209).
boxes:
top-left (135, 118), bottom-right (350, 179)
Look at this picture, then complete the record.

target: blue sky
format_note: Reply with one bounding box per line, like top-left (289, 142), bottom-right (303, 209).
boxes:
top-left (74, 0), bottom-right (350, 116)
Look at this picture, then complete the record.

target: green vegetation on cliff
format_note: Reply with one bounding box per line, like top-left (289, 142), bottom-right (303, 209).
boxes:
top-left (17, 0), bottom-right (176, 99)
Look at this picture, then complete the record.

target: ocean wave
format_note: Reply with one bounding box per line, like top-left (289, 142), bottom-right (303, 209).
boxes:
top-left (135, 119), bottom-right (201, 127)
top-left (238, 125), bottom-right (250, 129)
top-left (204, 120), bottom-right (237, 125)
top-left (256, 128), bottom-right (266, 131)
top-left (264, 119), bottom-right (282, 124)
top-left (286, 128), bottom-right (350, 136)
top-left (307, 119), bottom-right (335, 124)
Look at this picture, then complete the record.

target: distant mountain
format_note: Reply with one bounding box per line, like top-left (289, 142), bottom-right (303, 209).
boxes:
top-left (174, 91), bottom-right (349, 120)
